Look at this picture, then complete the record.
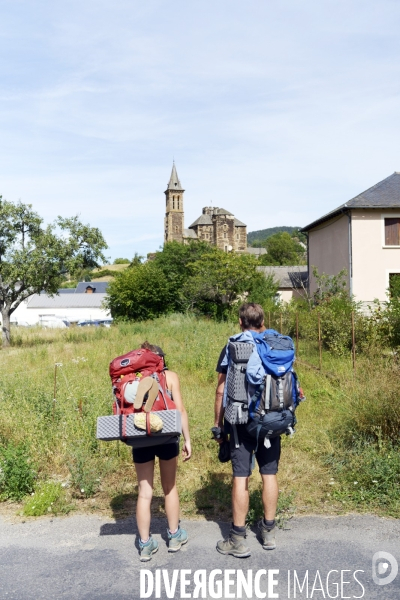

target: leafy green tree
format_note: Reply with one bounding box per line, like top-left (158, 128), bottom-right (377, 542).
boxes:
top-left (104, 261), bottom-right (174, 320)
top-left (258, 232), bottom-right (306, 266)
top-left (113, 258), bottom-right (130, 264)
top-left (181, 249), bottom-right (278, 319)
top-left (0, 198), bottom-right (107, 346)
top-left (130, 253), bottom-right (144, 267)
top-left (105, 241), bottom-right (277, 321)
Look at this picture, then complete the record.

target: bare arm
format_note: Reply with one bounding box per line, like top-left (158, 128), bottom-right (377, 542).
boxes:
top-left (214, 372), bottom-right (226, 432)
top-left (165, 370), bottom-right (191, 461)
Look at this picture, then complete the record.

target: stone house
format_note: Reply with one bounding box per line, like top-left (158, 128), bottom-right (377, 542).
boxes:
top-left (302, 172), bottom-right (400, 305)
top-left (164, 163), bottom-right (247, 252)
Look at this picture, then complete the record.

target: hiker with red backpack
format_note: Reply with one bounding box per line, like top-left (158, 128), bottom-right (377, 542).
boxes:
top-left (104, 341), bottom-right (191, 562)
top-left (213, 303), bottom-right (304, 558)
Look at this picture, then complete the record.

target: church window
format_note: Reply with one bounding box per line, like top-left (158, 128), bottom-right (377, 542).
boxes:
top-left (173, 196), bottom-right (175, 209)
top-left (175, 225), bottom-right (179, 232)
top-left (177, 197), bottom-right (179, 209)
top-left (224, 232), bottom-right (227, 238)
top-left (236, 234), bottom-right (239, 240)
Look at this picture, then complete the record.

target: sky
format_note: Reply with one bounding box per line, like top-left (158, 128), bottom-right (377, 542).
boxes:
top-left (1, 0), bottom-right (400, 261)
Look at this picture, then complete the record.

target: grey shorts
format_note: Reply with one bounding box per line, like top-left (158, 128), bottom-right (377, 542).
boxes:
top-left (229, 424), bottom-right (281, 477)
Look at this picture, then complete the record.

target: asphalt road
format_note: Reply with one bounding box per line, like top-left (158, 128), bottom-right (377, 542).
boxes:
top-left (0, 514), bottom-right (399, 600)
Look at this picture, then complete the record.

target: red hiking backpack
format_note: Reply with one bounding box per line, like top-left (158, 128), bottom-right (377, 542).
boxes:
top-left (109, 348), bottom-right (175, 416)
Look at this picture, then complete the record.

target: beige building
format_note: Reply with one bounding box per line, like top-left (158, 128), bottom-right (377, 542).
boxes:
top-left (257, 266), bottom-right (308, 303)
top-left (164, 163), bottom-right (247, 251)
top-left (302, 172), bottom-right (400, 305)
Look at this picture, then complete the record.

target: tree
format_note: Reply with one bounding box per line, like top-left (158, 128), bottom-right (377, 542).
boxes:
top-left (105, 242), bottom-right (278, 321)
top-left (104, 261), bottom-right (174, 320)
top-left (258, 232), bottom-right (306, 266)
top-left (0, 198), bottom-right (107, 346)
top-left (113, 258), bottom-right (130, 264)
top-left (181, 248), bottom-right (278, 319)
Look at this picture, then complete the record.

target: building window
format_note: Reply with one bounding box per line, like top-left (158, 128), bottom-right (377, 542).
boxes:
top-left (385, 218), bottom-right (400, 245)
top-left (236, 234), bottom-right (239, 240)
top-left (224, 232), bottom-right (227, 238)
top-left (177, 197), bottom-right (180, 209)
top-left (175, 225), bottom-right (178, 232)
top-left (173, 196), bottom-right (175, 209)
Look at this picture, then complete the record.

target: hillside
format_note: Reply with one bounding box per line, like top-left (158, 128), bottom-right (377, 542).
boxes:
top-left (247, 226), bottom-right (302, 246)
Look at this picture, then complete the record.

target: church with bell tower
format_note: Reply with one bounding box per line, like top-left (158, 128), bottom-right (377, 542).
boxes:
top-left (164, 163), bottom-right (247, 252)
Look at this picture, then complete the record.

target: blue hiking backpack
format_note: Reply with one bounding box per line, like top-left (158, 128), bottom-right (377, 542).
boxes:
top-left (246, 329), bottom-right (304, 447)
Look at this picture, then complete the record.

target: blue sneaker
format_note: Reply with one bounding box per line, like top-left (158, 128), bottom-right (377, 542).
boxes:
top-left (167, 526), bottom-right (188, 552)
top-left (139, 535), bottom-right (158, 562)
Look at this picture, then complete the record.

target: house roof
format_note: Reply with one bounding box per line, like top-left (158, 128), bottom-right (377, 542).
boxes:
top-left (189, 214), bottom-right (213, 227)
top-left (257, 265), bottom-right (308, 289)
top-left (302, 172), bottom-right (400, 231)
top-left (189, 208), bottom-right (246, 229)
top-left (28, 293), bottom-right (107, 309)
top-left (75, 282), bottom-right (109, 293)
top-left (167, 162), bottom-right (183, 191)
top-left (245, 247), bottom-right (267, 256)
top-left (183, 228), bottom-right (198, 239)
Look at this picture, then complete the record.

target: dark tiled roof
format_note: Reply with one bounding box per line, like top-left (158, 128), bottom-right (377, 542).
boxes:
top-left (257, 265), bottom-right (308, 288)
top-left (302, 172), bottom-right (400, 231)
top-left (189, 214), bottom-right (213, 227)
top-left (234, 218), bottom-right (246, 227)
top-left (75, 281), bottom-right (109, 293)
top-left (214, 208), bottom-right (233, 216)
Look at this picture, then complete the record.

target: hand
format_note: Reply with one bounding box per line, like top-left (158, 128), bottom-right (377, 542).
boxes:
top-left (182, 440), bottom-right (192, 461)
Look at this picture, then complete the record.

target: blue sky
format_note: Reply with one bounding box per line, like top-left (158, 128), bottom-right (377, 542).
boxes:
top-left (1, 0), bottom-right (400, 260)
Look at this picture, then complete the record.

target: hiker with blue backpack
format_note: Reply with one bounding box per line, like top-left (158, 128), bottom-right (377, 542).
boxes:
top-left (213, 303), bottom-right (304, 558)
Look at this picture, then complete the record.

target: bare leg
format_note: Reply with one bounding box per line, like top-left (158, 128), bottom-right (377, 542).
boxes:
top-left (261, 474), bottom-right (278, 521)
top-left (232, 477), bottom-right (249, 526)
top-left (159, 457), bottom-right (179, 531)
top-left (134, 460), bottom-right (155, 541)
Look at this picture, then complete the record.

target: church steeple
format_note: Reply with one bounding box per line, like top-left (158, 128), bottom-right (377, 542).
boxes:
top-left (164, 163), bottom-right (185, 244)
top-left (167, 162), bottom-right (183, 190)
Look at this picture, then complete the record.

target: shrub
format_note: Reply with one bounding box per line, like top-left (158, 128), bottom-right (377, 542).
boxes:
top-left (68, 448), bottom-right (101, 498)
top-left (22, 481), bottom-right (72, 516)
top-left (0, 442), bottom-right (36, 501)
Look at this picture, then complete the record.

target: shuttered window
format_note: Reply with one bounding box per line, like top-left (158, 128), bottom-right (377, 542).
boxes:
top-left (385, 218), bottom-right (400, 245)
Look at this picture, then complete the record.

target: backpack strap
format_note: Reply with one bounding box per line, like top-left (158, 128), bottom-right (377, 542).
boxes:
top-left (232, 424), bottom-right (240, 449)
top-left (277, 377), bottom-right (284, 410)
top-left (265, 374), bottom-right (271, 411)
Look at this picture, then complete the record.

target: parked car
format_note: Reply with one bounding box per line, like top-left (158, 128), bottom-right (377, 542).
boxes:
top-left (77, 319), bottom-right (113, 327)
top-left (39, 317), bottom-right (70, 328)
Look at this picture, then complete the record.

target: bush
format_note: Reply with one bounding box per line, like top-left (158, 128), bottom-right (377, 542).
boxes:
top-left (68, 448), bottom-right (101, 498)
top-left (22, 481), bottom-right (72, 516)
top-left (0, 442), bottom-right (36, 501)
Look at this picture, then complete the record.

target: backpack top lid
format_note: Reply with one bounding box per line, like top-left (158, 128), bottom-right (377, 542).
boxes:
top-left (109, 348), bottom-right (164, 382)
top-left (250, 329), bottom-right (295, 377)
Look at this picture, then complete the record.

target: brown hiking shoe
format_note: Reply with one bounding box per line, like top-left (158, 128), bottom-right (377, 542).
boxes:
top-left (216, 531), bottom-right (251, 558)
top-left (257, 520), bottom-right (276, 550)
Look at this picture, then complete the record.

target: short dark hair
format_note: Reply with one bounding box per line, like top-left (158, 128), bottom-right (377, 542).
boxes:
top-left (239, 303), bottom-right (265, 330)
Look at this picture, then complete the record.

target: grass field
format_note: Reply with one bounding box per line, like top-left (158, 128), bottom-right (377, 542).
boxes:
top-left (0, 315), bottom-right (398, 522)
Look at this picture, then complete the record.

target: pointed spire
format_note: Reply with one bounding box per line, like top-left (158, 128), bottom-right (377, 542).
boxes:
top-left (167, 162), bottom-right (183, 190)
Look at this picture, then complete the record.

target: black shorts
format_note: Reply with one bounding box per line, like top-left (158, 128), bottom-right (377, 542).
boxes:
top-left (132, 439), bottom-right (179, 464)
top-left (228, 423), bottom-right (281, 477)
